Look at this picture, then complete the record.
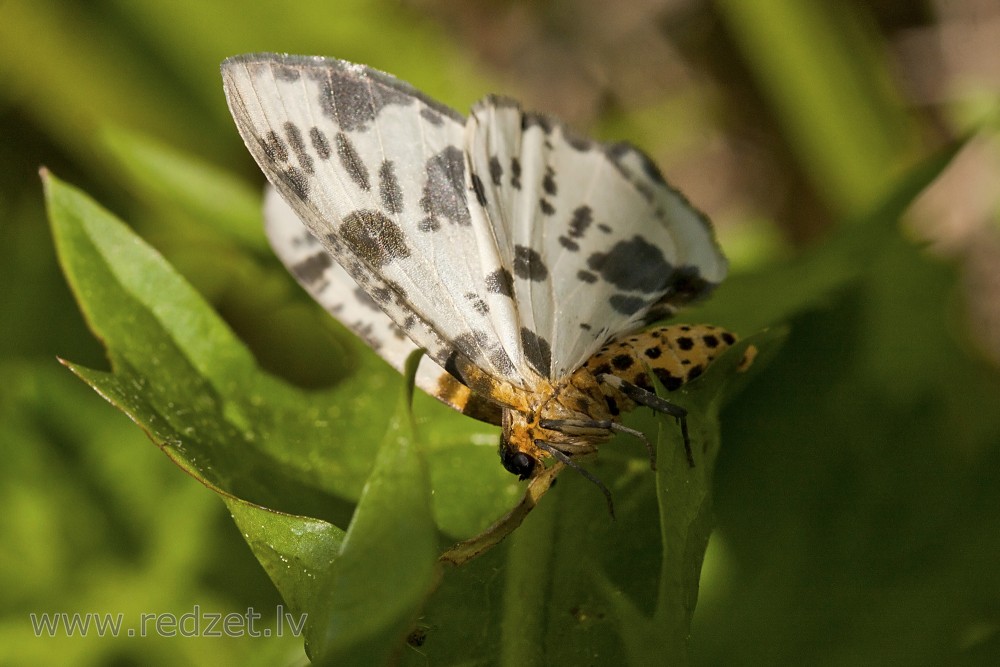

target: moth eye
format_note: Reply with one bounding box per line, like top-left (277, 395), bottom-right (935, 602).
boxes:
top-left (499, 444), bottom-right (537, 480)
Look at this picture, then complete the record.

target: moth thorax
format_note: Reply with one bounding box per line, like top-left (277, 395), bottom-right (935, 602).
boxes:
top-left (498, 371), bottom-right (613, 479)
top-left (546, 369), bottom-right (612, 421)
top-left (532, 373), bottom-right (613, 446)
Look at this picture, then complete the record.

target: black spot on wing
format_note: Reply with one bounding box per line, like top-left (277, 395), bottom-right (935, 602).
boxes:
top-left (577, 270), bottom-right (597, 283)
top-left (609, 294), bottom-right (646, 315)
top-left (542, 166), bottom-right (557, 196)
top-left (558, 236), bottom-right (579, 251)
top-left (598, 223), bottom-right (612, 233)
top-left (489, 156), bottom-right (503, 186)
top-left (420, 106), bottom-right (443, 126)
top-left (279, 167), bottom-right (310, 201)
top-left (340, 209), bottom-right (410, 266)
top-left (272, 63), bottom-right (301, 81)
top-left (510, 157), bottom-right (522, 189)
top-left (513, 245), bottom-right (548, 281)
top-left (352, 321), bottom-right (383, 351)
top-left (568, 206), bottom-right (592, 239)
top-left (609, 142), bottom-right (667, 186)
top-left (663, 266), bottom-right (713, 303)
top-left (587, 236), bottom-right (673, 293)
top-left (291, 251), bottom-right (332, 285)
top-left (262, 131), bottom-right (288, 163)
top-left (352, 286), bottom-right (381, 311)
top-left (563, 126), bottom-right (592, 151)
top-left (465, 292), bottom-right (489, 315)
top-left (336, 132), bottom-right (370, 190)
top-left (522, 112), bottom-right (553, 134)
top-left (318, 69), bottom-right (411, 132)
top-left (379, 160), bottom-right (403, 213)
top-left (283, 122), bottom-right (314, 174)
top-left (309, 127), bottom-right (331, 159)
top-left (471, 173), bottom-right (488, 207)
top-left (370, 279), bottom-right (406, 305)
top-left (486, 267), bottom-right (514, 297)
top-left (521, 327), bottom-right (552, 377)
top-left (539, 198), bottom-right (555, 216)
top-left (420, 146), bottom-right (471, 227)
top-left (240, 55), bottom-right (465, 135)
top-left (452, 331), bottom-right (504, 374)
top-left (489, 348), bottom-right (515, 376)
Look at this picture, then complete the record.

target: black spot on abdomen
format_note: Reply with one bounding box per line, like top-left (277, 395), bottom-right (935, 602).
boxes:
top-left (611, 354), bottom-right (634, 371)
top-left (653, 368), bottom-right (683, 391)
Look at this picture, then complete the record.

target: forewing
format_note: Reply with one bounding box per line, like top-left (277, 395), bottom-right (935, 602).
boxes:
top-left (263, 187), bottom-right (497, 422)
top-left (464, 97), bottom-right (727, 379)
top-left (222, 53), bottom-right (529, 392)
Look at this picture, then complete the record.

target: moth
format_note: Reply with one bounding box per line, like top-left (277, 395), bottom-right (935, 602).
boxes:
top-left (222, 53), bottom-right (737, 510)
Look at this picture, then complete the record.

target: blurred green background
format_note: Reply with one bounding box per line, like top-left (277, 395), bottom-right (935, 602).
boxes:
top-left (2, 1), bottom-right (999, 665)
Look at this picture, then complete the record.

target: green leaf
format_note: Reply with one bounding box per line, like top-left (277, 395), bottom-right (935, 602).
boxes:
top-left (594, 331), bottom-right (784, 666)
top-left (226, 499), bottom-right (345, 623)
top-left (306, 352), bottom-right (439, 664)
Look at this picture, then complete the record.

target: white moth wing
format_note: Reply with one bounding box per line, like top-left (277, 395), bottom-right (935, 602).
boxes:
top-left (222, 53), bottom-right (528, 392)
top-left (465, 97), bottom-right (727, 379)
top-left (263, 186), bottom-right (499, 423)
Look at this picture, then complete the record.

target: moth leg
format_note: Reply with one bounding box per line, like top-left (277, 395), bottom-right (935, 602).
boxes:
top-left (534, 440), bottom-right (615, 519)
top-left (595, 374), bottom-right (694, 468)
top-left (538, 419), bottom-right (656, 471)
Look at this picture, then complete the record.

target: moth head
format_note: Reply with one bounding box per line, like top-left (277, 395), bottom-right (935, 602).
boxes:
top-left (498, 434), bottom-right (537, 480)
